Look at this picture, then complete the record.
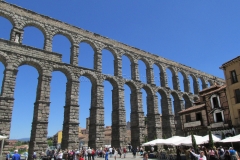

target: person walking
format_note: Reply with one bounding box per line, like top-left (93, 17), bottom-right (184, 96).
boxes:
top-left (12, 150), bottom-right (21, 160)
top-left (123, 147), bottom-right (127, 158)
top-left (143, 152), bottom-right (148, 160)
top-left (229, 147), bottom-right (239, 160)
top-left (105, 151), bottom-right (109, 160)
top-left (189, 150), bottom-right (207, 160)
top-left (6, 151), bottom-right (10, 160)
top-left (113, 148), bottom-right (118, 160)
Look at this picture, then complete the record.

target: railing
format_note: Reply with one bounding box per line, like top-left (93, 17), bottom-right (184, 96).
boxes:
top-left (183, 121), bottom-right (201, 128)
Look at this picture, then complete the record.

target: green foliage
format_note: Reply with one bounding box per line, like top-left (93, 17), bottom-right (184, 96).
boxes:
top-left (191, 134), bottom-right (197, 151)
top-left (221, 132), bottom-right (225, 140)
top-left (48, 139), bottom-right (53, 146)
top-left (209, 130), bottom-right (214, 148)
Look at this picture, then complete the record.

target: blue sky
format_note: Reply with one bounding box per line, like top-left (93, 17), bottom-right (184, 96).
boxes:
top-left (0, 0), bottom-right (240, 139)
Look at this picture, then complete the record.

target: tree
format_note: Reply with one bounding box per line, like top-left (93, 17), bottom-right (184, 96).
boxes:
top-left (221, 132), bottom-right (225, 140)
top-left (191, 133), bottom-right (197, 151)
top-left (48, 139), bottom-right (53, 146)
top-left (209, 130), bottom-right (214, 148)
top-left (145, 136), bottom-right (148, 143)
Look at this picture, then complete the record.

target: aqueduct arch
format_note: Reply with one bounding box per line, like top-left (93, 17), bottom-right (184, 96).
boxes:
top-left (0, 1), bottom-right (225, 158)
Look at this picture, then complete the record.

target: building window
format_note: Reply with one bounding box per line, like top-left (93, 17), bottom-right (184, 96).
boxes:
top-left (215, 112), bottom-right (223, 122)
top-left (185, 114), bottom-right (191, 122)
top-left (196, 112), bottom-right (202, 121)
top-left (231, 70), bottom-right (238, 84)
top-left (211, 95), bottom-right (221, 108)
top-left (213, 111), bottom-right (224, 123)
top-left (235, 89), bottom-right (240, 104)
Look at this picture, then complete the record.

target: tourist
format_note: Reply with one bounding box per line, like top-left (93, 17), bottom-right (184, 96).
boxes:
top-left (143, 152), bottom-right (148, 160)
top-left (224, 150), bottom-right (231, 160)
top-left (57, 151), bottom-right (63, 160)
top-left (109, 147), bottom-right (113, 158)
top-left (113, 148), bottom-right (118, 160)
top-left (132, 148), bottom-right (136, 158)
top-left (105, 150), bottom-right (109, 160)
top-left (123, 147), bottom-right (127, 158)
top-left (189, 150), bottom-right (207, 160)
top-left (84, 149), bottom-right (88, 160)
top-left (87, 147), bottom-right (92, 160)
top-left (6, 151), bottom-right (10, 160)
top-left (209, 147), bottom-right (219, 160)
top-left (118, 147), bottom-right (122, 158)
top-left (229, 147), bottom-right (239, 160)
top-left (140, 147), bottom-right (143, 156)
top-left (23, 152), bottom-right (28, 160)
top-left (33, 151), bottom-right (37, 160)
top-left (91, 148), bottom-right (95, 160)
top-left (12, 150), bottom-right (21, 160)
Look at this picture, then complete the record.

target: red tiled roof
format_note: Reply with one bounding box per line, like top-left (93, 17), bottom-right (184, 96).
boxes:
top-left (178, 104), bottom-right (205, 114)
top-left (199, 84), bottom-right (220, 93)
top-left (200, 85), bottom-right (226, 96)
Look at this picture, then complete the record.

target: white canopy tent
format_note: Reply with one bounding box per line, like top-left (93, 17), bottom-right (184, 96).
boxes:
top-left (142, 139), bottom-right (166, 146)
top-left (220, 134), bottom-right (240, 143)
top-left (0, 135), bottom-right (8, 160)
top-left (202, 134), bottom-right (221, 143)
top-left (174, 135), bottom-right (205, 146)
top-left (156, 136), bottom-right (186, 146)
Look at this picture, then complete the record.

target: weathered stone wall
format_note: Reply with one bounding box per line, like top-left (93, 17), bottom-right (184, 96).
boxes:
top-left (0, 1), bottom-right (225, 158)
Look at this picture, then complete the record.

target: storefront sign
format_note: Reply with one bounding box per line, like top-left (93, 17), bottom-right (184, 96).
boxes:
top-left (184, 121), bottom-right (201, 128)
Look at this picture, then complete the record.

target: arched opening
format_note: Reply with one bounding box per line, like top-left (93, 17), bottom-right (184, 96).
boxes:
top-left (48, 71), bottom-right (67, 139)
top-left (170, 95), bottom-right (175, 115)
top-left (188, 75), bottom-right (194, 93)
top-left (138, 60), bottom-right (147, 83)
top-left (156, 93), bottom-right (162, 114)
top-left (124, 84), bottom-right (131, 125)
top-left (158, 89), bottom-right (173, 138)
top-left (102, 49), bottom-right (115, 76)
top-left (0, 62), bottom-right (5, 95)
top-left (124, 84), bottom-right (131, 144)
top-left (198, 78), bottom-right (203, 91)
top-left (103, 80), bottom-right (113, 128)
top-left (153, 64), bottom-right (161, 86)
top-left (141, 88), bottom-right (147, 141)
top-left (22, 26), bottom-right (44, 49)
top-left (122, 55), bottom-right (132, 80)
top-left (166, 68), bottom-right (173, 90)
top-left (78, 75), bottom-right (92, 145)
top-left (0, 16), bottom-right (12, 40)
top-left (178, 72), bottom-right (184, 92)
top-left (10, 65), bottom-right (38, 139)
top-left (171, 92), bottom-right (183, 135)
top-left (183, 94), bottom-right (192, 109)
top-left (79, 76), bottom-right (92, 125)
top-left (78, 42), bottom-right (94, 69)
top-left (52, 34), bottom-right (71, 64)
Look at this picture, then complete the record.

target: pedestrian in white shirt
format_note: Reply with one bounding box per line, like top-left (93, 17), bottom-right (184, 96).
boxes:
top-left (190, 150), bottom-right (206, 160)
top-left (113, 148), bottom-right (118, 160)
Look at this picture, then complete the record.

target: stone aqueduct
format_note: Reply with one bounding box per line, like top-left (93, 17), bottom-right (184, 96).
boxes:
top-left (0, 0), bottom-right (224, 157)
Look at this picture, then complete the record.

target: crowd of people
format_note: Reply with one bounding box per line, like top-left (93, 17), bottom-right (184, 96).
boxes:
top-left (178, 146), bottom-right (239, 160)
top-left (5, 144), bottom-right (239, 160)
top-left (36, 145), bottom-right (144, 160)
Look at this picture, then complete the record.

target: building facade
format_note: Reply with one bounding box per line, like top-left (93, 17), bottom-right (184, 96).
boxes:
top-left (220, 56), bottom-right (240, 134)
top-left (179, 85), bottom-right (234, 137)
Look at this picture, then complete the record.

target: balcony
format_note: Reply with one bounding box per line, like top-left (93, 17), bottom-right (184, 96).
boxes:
top-left (184, 121), bottom-right (201, 128)
top-left (209, 122), bottom-right (228, 128)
